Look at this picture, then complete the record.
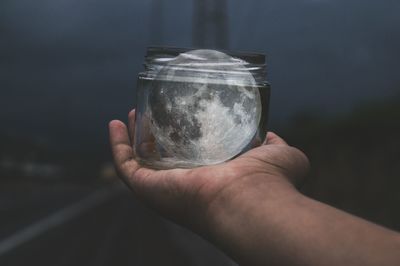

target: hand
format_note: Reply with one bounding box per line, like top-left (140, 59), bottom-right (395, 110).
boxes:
top-left (109, 109), bottom-right (309, 233)
top-left (110, 111), bottom-right (400, 266)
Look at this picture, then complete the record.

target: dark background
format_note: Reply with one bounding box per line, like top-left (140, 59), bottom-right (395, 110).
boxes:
top-left (1, 0), bottom-right (399, 265)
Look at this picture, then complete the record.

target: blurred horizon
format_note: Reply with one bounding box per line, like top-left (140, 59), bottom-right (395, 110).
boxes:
top-left (2, 0), bottom-right (400, 155)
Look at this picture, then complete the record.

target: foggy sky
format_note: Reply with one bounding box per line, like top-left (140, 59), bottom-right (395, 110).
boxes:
top-left (1, 0), bottom-right (400, 151)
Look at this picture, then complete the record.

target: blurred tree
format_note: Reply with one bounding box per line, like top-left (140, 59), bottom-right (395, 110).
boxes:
top-left (285, 97), bottom-right (400, 231)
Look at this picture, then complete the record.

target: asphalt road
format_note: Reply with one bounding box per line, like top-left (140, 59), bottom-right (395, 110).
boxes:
top-left (0, 179), bottom-right (235, 266)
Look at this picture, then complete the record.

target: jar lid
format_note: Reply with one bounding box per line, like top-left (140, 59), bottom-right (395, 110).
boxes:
top-left (145, 46), bottom-right (266, 65)
top-left (142, 46), bottom-right (267, 86)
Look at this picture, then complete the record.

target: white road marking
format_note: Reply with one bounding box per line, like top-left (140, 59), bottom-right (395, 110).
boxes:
top-left (0, 187), bottom-right (118, 256)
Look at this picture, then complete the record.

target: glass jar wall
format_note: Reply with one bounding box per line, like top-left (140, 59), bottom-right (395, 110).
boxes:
top-left (134, 47), bottom-right (270, 169)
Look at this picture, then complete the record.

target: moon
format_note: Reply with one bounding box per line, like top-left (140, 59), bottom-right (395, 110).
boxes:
top-left (147, 49), bottom-right (261, 166)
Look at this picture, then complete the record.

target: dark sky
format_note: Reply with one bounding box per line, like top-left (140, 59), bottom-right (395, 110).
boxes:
top-left (1, 0), bottom-right (400, 151)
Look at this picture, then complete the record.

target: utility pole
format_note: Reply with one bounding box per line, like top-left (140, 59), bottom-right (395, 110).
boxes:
top-left (193, 0), bottom-right (229, 50)
top-left (149, 0), bottom-right (164, 45)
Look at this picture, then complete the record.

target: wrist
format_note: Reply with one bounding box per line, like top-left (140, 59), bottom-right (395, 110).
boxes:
top-left (201, 173), bottom-right (303, 260)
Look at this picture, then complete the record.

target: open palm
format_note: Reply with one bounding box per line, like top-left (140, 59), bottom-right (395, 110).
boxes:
top-left (109, 110), bottom-right (309, 232)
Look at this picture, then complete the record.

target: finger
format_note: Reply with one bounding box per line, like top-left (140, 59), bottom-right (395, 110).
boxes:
top-left (250, 135), bottom-right (262, 147)
top-left (109, 120), bottom-right (140, 177)
top-left (128, 109), bottom-right (136, 145)
top-left (263, 131), bottom-right (288, 145)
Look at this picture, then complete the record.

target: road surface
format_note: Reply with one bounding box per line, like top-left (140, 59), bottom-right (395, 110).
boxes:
top-left (0, 179), bottom-right (235, 266)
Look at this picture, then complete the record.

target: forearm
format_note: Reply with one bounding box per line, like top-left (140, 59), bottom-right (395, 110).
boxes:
top-left (204, 175), bottom-right (400, 266)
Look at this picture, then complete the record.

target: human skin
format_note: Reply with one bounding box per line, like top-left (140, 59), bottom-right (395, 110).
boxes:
top-left (109, 109), bottom-right (400, 266)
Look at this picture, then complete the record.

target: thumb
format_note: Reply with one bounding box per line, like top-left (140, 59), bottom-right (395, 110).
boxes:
top-left (264, 132), bottom-right (288, 145)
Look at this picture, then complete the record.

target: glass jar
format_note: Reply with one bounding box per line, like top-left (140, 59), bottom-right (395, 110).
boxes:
top-left (134, 46), bottom-right (270, 169)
